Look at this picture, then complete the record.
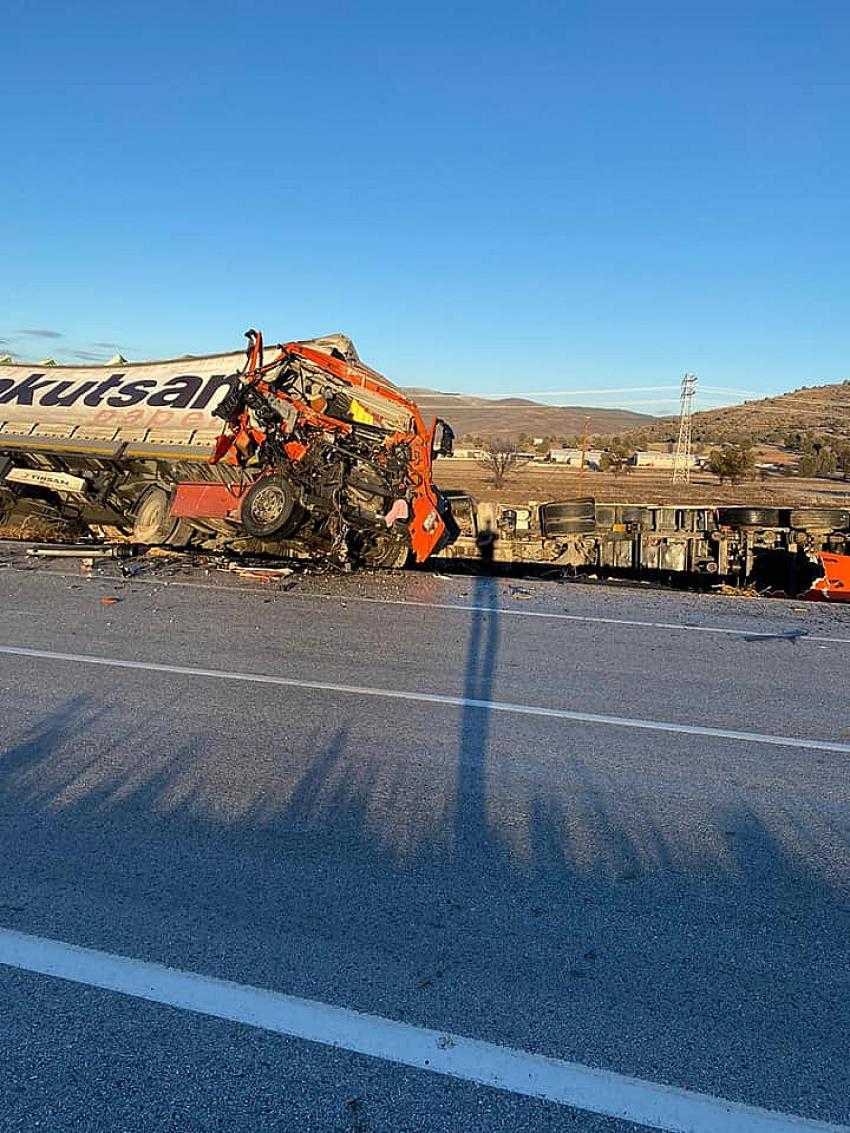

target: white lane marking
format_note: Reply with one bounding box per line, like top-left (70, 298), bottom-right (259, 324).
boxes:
top-left (0, 929), bottom-right (844, 1133)
top-left (319, 593), bottom-right (850, 646)
top-left (9, 567), bottom-right (850, 646)
top-left (0, 643), bottom-right (847, 754)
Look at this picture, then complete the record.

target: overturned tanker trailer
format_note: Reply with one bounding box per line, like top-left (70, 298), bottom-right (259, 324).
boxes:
top-left (0, 330), bottom-right (456, 566)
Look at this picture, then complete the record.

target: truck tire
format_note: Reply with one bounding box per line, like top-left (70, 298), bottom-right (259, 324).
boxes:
top-left (132, 485), bottom-right (192, 546)
top-left (240, 474), bottom-right (301, 539)
top-left (539, 499), bottom-right (595, 535)
top-left (555, 517), bottom-right (596, 534)
top-left (789, 507), bottom-right (850, 530)
top-left (350, 531), bottom-right (409, 569)
top-left (620, 506), bottom-right (652, 526)
top-left (717, 507), bottom-right (782, 528)
top-left (540, 514), bottom-right (596, 536)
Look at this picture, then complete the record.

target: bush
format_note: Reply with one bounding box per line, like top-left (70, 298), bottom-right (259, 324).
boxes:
top-left (707, 444), bottom-right (754, 484)
top-left (475, 439), bottom-right (533, 488)
top-left (600, 436), bottom-right (635, 476)
top-left (798, 449), bottom-right (837, 478)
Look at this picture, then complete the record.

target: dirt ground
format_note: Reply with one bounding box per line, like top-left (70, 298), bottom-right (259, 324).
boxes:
top-left (434, 459), bottom-right (850, 507)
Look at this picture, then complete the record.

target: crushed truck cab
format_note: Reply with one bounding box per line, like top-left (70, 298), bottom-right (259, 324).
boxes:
top-left (0, 329), bottom-right (454, 566)
top-left (176, 330), bottom-right (452, 565)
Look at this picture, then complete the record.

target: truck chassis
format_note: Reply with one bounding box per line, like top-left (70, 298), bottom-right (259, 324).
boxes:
top-left (436, 493), bottom-right (850, 595)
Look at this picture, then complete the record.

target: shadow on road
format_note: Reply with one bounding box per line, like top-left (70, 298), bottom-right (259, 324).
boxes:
top-left (455, 566), bottom-right (500, 860)
top-left (0, 584), bottom-right (849, 1116)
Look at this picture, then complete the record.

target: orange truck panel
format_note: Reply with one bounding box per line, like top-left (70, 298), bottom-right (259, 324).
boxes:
top-left (809, 552), bottom-right (850, 602)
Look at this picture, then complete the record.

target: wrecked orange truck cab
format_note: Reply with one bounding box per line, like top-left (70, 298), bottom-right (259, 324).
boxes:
top-left (0, 329), bottom-right (455, 567)
top-left (173, 330), bottom-right (454, 565)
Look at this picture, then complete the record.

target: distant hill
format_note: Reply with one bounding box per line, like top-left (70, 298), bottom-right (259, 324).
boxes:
top-left (401, 387), bottom-right (657, 441)
top-left (624, 380), bottom-right (850, 447)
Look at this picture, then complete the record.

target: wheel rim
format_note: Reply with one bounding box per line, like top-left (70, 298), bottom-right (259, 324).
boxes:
top-left (134, 488), bottom-right (173, 542)
top-left (249, 484), bottom-right (289, 530)
top-left (356, 533), bottom-right (406, 568)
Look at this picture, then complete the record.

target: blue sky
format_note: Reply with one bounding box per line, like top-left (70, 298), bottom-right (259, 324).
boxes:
top-left (2, 1), bottom-right (848, 414)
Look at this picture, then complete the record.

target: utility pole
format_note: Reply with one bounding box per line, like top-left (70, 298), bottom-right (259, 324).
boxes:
top-left (672, 373), bottom-right (697, 484)
top-left (579, 415), bottom-right (591, 477)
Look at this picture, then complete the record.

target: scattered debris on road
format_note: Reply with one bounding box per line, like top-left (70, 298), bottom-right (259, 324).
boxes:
top-left (220, 562), bottom-right (295, 583)
top-left (26, 544), bottom-right (124, 559)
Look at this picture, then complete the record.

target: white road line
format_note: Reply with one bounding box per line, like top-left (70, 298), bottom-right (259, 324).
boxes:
top-left (316, 592), bottom-right (850, 646)
top-left (10, 566), bottom-right (850, 646)
top-left (0, 643), bottom-right (847, 753)
top-left (0, 928), bottom-right (844, 1133)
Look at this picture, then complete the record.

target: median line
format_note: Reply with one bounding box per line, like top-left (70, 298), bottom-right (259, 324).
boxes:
top-left (0, 928), bottom-right (845, 1133)
top-left (0, 644), bottom-right (847, 753)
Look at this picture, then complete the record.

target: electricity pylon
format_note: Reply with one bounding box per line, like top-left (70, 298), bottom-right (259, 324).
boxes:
top-left (672, 373), bottom-right (697, 484)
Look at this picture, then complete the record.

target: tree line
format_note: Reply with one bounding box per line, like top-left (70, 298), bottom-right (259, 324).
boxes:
top-left (465, 432), bottom-right (850, 488)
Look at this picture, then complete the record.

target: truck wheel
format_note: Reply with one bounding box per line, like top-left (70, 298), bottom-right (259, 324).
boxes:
top-left (789, 507), bottom-right (850, 530)
top-left (132, 485), bottom-right (192, 546)
top-left (620, 506), bottom-right (652, 526)
top-left (541, 498), bottom-right (595, 519)
top-left (539, 499), bottom-right (595, 535)
top-left (350, 531), bottom-right (409, 569)
top-left (717, 507), bottom-right (782, 528)
top-left (544, 516), bottom-right (596, 535)
top-left (240, 474), bottom-right (301, 539)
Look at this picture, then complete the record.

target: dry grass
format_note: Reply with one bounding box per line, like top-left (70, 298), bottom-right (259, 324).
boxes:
top-left (435, 460), bottom-right (850, 507)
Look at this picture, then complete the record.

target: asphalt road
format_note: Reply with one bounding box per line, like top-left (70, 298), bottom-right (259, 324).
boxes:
top-left (0, 548), bottom-right (848, 1132)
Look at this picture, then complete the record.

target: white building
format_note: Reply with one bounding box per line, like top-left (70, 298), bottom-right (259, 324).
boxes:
top-left (446, 447), bottom-right (486, 460)
top-left (630, 451), bottom-right (700, 469)
top-left (549, 448), bottom-right (604, 468)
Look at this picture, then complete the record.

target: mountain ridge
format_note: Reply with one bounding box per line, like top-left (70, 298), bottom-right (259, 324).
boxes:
top-left (400, 386), bottom-right (657, 439)
top-left (402, 378), bottom-right (850, 446)
top-left (620, 379), bottom-right (850, 445)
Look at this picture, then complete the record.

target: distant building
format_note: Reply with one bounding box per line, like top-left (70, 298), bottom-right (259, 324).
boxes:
top-left (447, 447), bottom-right (486, 460)
top-left (549, 448), bottom-right (604, 469)
top-left (630, 450), bottom-right (700, 469)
